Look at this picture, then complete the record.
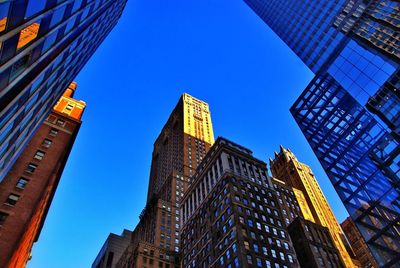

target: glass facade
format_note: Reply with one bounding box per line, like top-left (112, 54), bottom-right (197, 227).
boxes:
top-left (245, 0), bottom-right (400, 266)
top-left (0, 0), bottom-right (127, 181)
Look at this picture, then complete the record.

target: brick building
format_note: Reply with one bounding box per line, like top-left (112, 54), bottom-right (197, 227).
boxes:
top-left (341, 217), bottom-right (379, 268)
top-left (0, 82), bottom-right (85, 267)
top-left (116, 93), bottom-right (214, 268)
top-left (288, 218), bottom-right (345, 268)
top-left (180, 138), bottom-right (299, 268)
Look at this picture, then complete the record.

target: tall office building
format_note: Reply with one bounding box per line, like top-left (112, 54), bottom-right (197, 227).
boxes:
top-left (92, 229), bottom-right (133, 268)
top-left (0, 0), bottom-right (127, 181)
top-left (116, 94), bottom-right (214, 268)
top-left (245, 0), bottom-right (399, 265)
top-left (341, 217), bottom-right (379, 268)
top-left (147, 93), bottom-right (214, 200)
top-left (270, 146), bottom-right (354, 267)
top-left (0, 82), bottom-right (85, 267)
top-left (180, 137), bottom-right (299, 268)
top-left (288, 217), bottom-right (345, 268)
top-left (272, 179), bottom-right (347, 268)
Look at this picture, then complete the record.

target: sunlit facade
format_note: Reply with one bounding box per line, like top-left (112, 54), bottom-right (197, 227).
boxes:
top-left (270, 147), bottom-right (355, 267)
top-left (245, 0), bottom-right (399, 266)
top-left (0, 0), bottom-right (127, 181)
top-left (117, 93), bottom-right (215, 268)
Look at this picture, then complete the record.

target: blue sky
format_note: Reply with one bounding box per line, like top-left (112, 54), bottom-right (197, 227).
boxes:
top-left (28, 1), bottom-right (348, 267)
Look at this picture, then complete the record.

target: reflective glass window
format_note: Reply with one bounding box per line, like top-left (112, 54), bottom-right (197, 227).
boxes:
top-left (50, 6), bottom-right (66, 28)
top-left (25, 0), bottom-right (47, 19)
top-left (0, 2), bottom-right (10, 33)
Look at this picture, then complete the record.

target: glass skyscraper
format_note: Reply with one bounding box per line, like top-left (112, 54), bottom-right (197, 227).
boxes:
top-left (0, 0), bottom-right (127, 181)
top-left (245, 0), bottom-right (399, 266)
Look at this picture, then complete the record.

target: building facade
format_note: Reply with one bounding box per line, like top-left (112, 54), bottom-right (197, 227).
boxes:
top-left (244, 0), bottom-right (399, 265)
top-left (0, 0), bottom-right (127, 181)
top-left (116, 94), bottom-right (215, 268)
top-left (180, 137), bottom-right (299, 268)
top-left (270, 146), bottom-right (354, 267)
top-left (288, 218), bottom-right (345, 268)
top-left (341, 217), bottom-right (379, 268)
top-left (0, 82), bottom-right (85, 267)
top-left (92, 229), bottom-right (132, 268)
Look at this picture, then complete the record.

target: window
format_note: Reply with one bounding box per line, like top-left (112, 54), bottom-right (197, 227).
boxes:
top-left (284, 242), bottom-right (289, 250)
top-left (233, 257), bottom-right (239, 267)
top-left (244, 241), bottom-right (250, 250)
top-left (266, 260), bottom-right (272, 268)
top-left (56, 119), bottom-right (65, 126)
top-left (42, 139), bottom-right (52, 148)
top-left (0, 211), bottom-right (8, 225)
top-left (34, 150), bottom-right (45, 160)
top-left (232, 243), bottom-right (237, 253)
top-left (49, 128), bottom-right (58, 136)
top-left (16, 178), bottom-right (28, 189)
top-left (219, 256), bottom-right (224, 265)
top-left (25, 0), bottom-right (46, 18)
top-left (5, 194), bottom-right (19, 206)
top-left (246, 255), bottom-right (252, 264)
top-left (17, 22), bottom-right (40, 49)
top-left (247, 219), bottom-right (253, 227)
top-left (26, 163), bottom-right (38, 173)
top-left (262, 246), bottom-right (268, 256)
top-left (253, 244), bottom-right (259, 252)
top-left (271, 249), bottom-right (276, 258)
top-left (65, 104), bottom-right (74, 111)
top-left (256, 258), bottom-right (262, 267)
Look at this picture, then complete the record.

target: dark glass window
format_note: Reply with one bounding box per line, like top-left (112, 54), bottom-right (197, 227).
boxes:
top-left (49, 128), bottom-right (58, 136)
top-left (42, 138), bottom-right (52, 147)
top-left (26, 163), bottom-right (38, 173)
top-left (0, 211), bottom-right (8, 225)
top-left (5, 193), bottom-right (19, 206)
top-left (16, 177), bottom-right (28, 189)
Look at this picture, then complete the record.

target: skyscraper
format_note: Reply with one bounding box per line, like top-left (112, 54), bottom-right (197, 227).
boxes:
top-left (92, 229), bottom-right (133, 268)
top-left (270, 146), bottom-right (354, 267)
top-left (116, 93), bottom-right (214, 267)
top-left (0, 82), bottom-right (85, 267)
top-left (244, 0), bottom-right (399, 265)
top-left (341, 217), bottom-right (379, 268)
top-left (288, 217), bottom-right (345, 268)
top-left (180, 137), bottom-right (300, 268)
top-left (0, 0), bottom-right (127, 181)
top-left (147, 93), bottom-right (214, 200)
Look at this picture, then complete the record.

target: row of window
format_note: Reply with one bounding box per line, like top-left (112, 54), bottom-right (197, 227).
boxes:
top-left (0, 126), bottom-right (57, 225)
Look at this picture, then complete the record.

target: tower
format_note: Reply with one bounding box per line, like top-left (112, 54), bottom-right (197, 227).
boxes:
top-left (147, 93), bottom-right (214, 200)
top-left (244, 0), bottom-right (399, 265)
top-left (0, 82), bottom-right (86, 267)
top-left (117, 93), bottom-right (214, 268)
top-left (341, 217), bottom-right (379, 268)
top-left (270, 146), bottom-right (354, 267)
